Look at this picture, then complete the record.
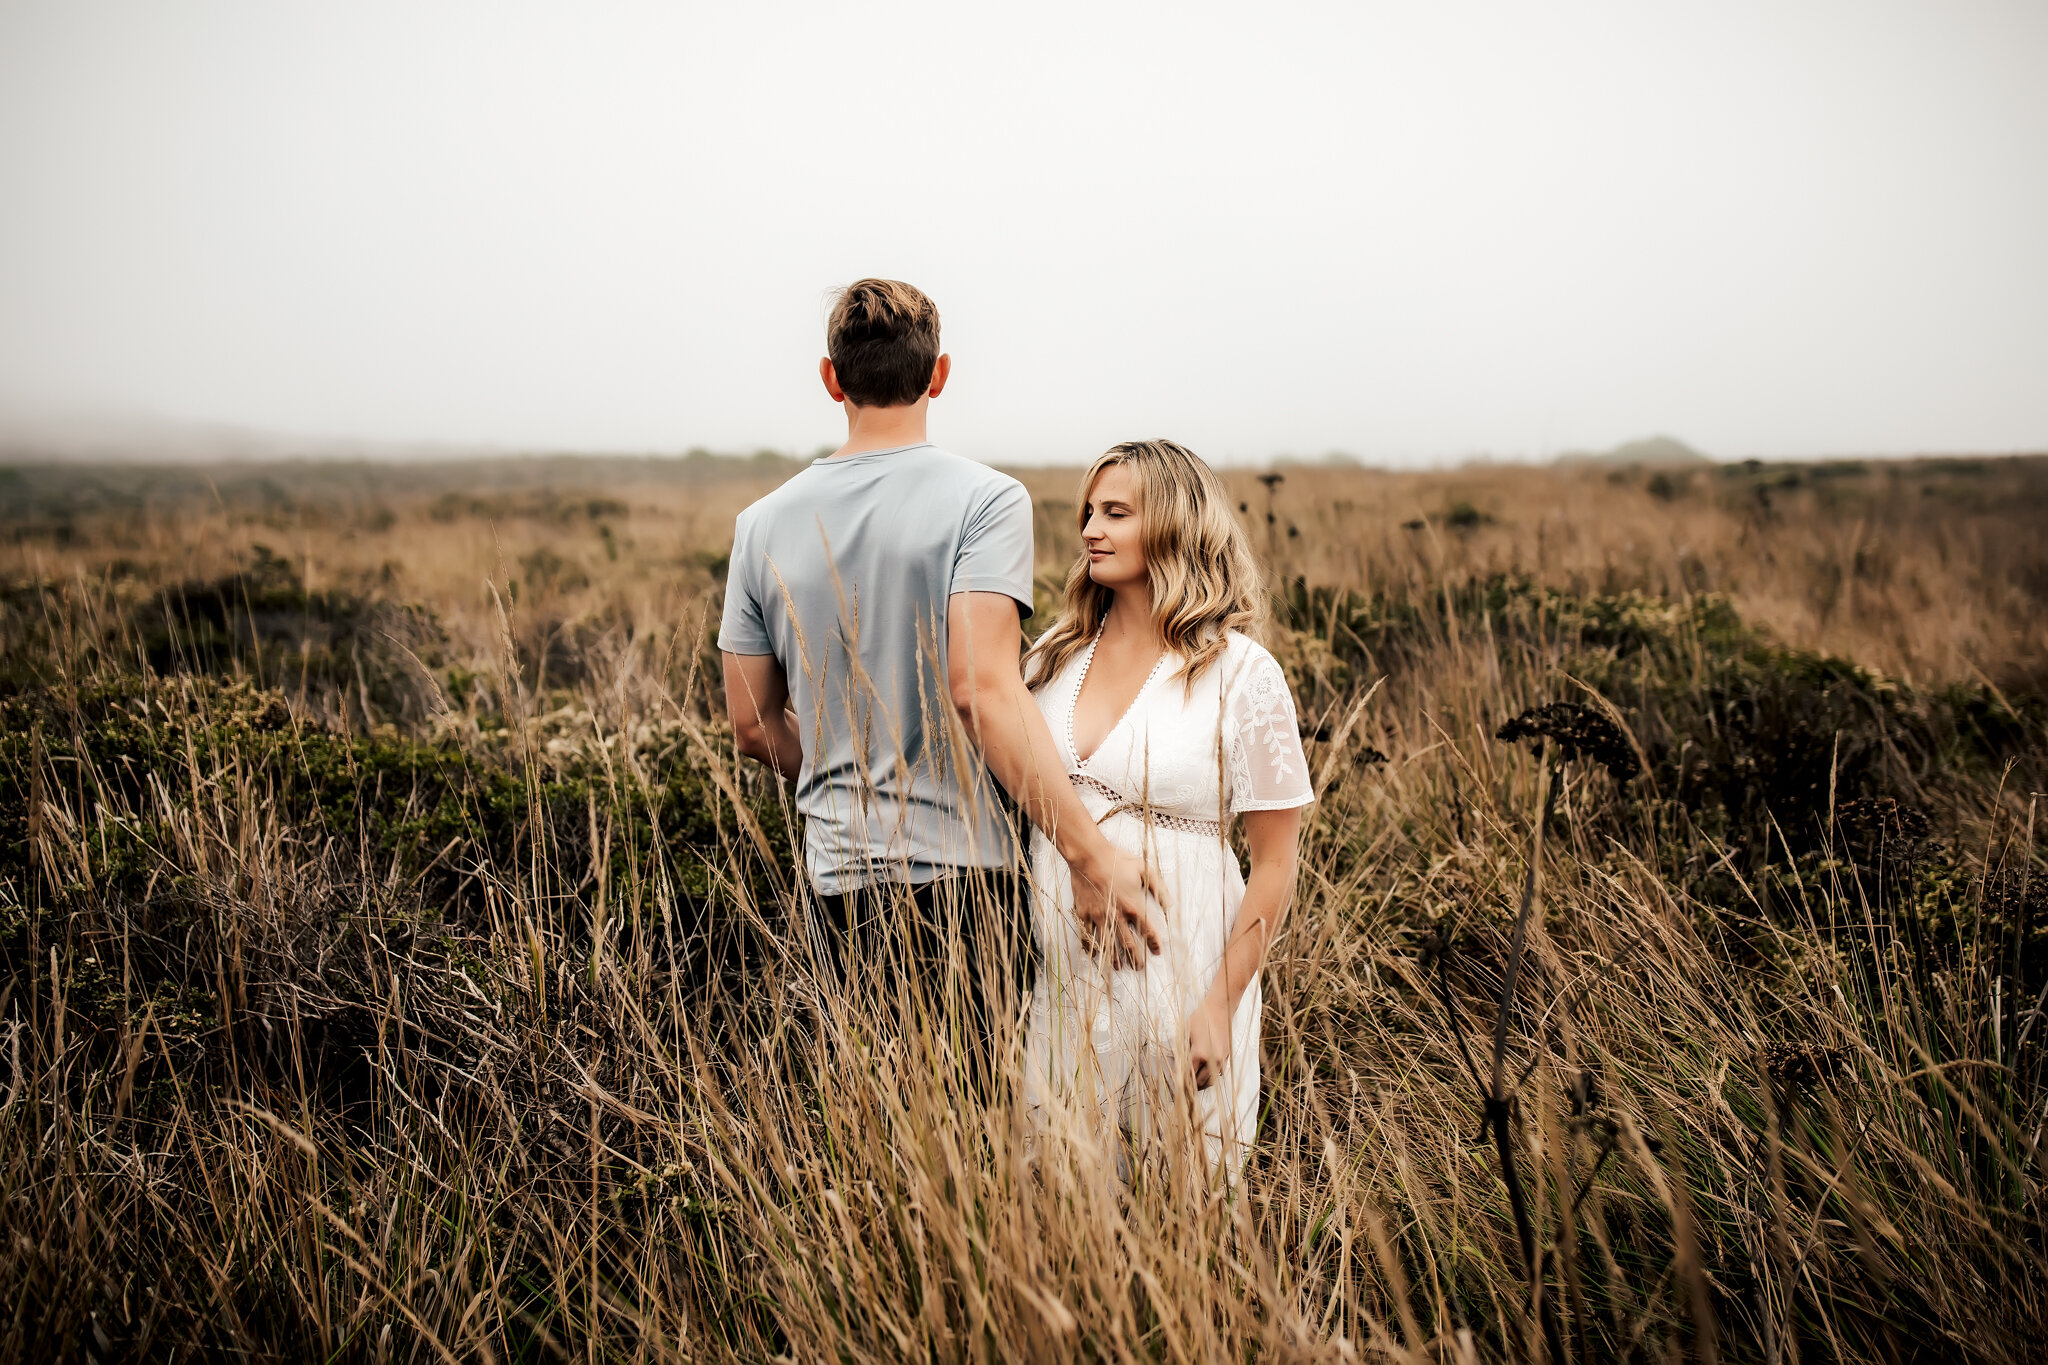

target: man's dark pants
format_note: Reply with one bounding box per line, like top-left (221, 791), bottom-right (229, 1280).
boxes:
top-left (810, 867), bottom-right (1035, 1092)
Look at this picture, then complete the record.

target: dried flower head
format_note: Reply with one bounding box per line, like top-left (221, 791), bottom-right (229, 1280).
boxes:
top-left (1495, 702), bottom-right (1640, 783)
top-left (1835, 796), bottom-right (1929, 853)
top-left (1981, 868), bottom-right (2046, 924)
top-left (1763, 1041), bottom-right (1849, 1093)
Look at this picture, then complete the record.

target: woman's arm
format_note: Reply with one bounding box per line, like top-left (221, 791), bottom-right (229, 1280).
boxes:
top-left (1187, 805), bottom-right (1303, 1090)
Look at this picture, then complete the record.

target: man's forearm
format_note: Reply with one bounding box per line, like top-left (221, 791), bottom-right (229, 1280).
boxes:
top-left (746, 709), bottom-right (804, 782)
top-left (959, 673), bottom-right (1112, 878)
top-left (723, 652), bottom-right (804, 782)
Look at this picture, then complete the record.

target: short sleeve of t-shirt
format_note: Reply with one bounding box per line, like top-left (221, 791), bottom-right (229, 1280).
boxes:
top-left (716, 515), bottom-right (773, 655)
top-left (949, 479), bottom-right (1036, 616)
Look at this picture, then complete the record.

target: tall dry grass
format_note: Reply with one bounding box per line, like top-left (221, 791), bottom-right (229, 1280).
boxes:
top-left (0, 453), bottom-right (2044, 1361)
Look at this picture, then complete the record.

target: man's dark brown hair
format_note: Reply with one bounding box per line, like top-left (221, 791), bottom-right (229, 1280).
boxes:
top-left (826, 279), bottom-right (941, 408)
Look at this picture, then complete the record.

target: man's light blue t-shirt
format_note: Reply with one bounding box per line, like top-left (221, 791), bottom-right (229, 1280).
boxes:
top-left (718, 443), bottom-right (1035, 894)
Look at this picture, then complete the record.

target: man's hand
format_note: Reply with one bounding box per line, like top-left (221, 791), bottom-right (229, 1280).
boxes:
top-left (1068, 847), bottom-right (1164, 970)
top-left (1186, 995), bottom-right (1232, 1091)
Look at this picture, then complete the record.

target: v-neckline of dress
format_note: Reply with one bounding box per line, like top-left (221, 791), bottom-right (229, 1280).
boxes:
top-left (1067, 629), bottom-right (1171, 767)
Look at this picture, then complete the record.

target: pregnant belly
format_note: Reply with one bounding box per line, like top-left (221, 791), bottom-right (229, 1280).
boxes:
top-left (1029, 820), bottom-right (1242, 1026)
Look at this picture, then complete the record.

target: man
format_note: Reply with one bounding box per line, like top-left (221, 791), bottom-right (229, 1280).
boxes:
top-left (719, 278), bottom-right (1160, 1062)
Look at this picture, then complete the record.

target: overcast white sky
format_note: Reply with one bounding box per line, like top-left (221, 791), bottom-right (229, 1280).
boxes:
top-left (2, 1), bottom-right (2044, 465)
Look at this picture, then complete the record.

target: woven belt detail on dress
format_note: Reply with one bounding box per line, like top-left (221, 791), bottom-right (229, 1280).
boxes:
top-left (1071, 771), bottom-right (1224, 838)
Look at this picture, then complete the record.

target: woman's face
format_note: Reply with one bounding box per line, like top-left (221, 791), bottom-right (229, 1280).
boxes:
top-left (1081, 462), bottom-right (1147, 593)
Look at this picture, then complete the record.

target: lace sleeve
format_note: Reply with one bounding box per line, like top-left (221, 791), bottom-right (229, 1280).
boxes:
top-left (1226, 648), bottom-right (1314, 814)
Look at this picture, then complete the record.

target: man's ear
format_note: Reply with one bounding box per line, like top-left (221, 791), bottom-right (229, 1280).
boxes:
top-left (927, 353), bottom-right (952, 400)
top-left (820, 357), bottom-right (847, 404)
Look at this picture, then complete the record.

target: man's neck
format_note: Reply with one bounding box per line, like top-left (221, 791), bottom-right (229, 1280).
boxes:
top-left (830, 400), bottom-right (931, 458)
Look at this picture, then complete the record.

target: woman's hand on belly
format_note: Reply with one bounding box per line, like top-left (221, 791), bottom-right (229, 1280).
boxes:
top-left (1186, 995), bottom-right (1233, 1091)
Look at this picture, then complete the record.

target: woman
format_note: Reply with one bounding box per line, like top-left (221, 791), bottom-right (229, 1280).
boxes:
top-left (1022, 439), bottom-right (1312, 1181)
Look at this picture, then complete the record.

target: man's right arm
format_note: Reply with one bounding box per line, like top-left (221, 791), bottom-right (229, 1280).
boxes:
top-left (723, 650), bottom-right (803, 782)
top-left (946, 590), bottom-right (1163, 966)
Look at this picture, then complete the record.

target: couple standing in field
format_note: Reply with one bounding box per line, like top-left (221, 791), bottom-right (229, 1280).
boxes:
top-left (719, 279), bottom-right (1311, 1180)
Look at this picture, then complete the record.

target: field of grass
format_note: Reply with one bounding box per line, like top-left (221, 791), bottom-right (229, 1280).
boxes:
top-left (1, 451), bottom-right (2044, 1361)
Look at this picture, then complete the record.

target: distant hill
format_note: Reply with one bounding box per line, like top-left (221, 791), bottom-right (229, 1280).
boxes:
top-left (1557, 435), bottom-right (1712, 467)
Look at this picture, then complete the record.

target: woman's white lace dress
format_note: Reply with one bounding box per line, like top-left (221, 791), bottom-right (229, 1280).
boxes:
top-left (1024, 630), bottom-right (1312, 1179)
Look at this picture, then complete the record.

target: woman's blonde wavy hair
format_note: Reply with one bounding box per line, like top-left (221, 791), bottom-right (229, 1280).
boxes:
top-left (1025, 439), bottom-right (1264, 695)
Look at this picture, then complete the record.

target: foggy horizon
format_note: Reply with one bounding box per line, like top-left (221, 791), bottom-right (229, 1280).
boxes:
top-left (4, 402), bottom-right (2044, 472)
top-left (3, 1), bottom-right (2045, 467)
